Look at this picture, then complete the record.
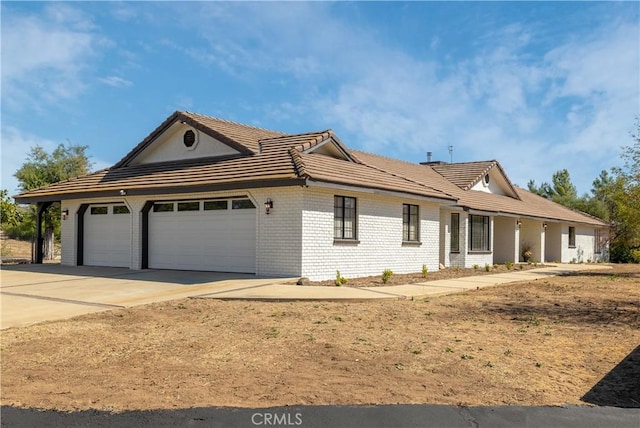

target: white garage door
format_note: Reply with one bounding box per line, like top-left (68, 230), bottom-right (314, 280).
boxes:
top-left (148, 198), bottom-right (256, 273)
top-left (84, 204), bottom-right (131, 267)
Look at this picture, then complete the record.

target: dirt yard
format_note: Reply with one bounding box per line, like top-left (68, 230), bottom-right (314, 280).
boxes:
top-left (1, 265), bottom-right (638, 412)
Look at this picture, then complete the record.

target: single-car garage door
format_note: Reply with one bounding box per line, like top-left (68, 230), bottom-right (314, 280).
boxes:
top-left (84, 204), bottom-right (131, 267)
top-left (148, 198), bottom-right (256, 273)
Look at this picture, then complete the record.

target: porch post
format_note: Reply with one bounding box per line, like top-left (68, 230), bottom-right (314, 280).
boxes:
top-left (34, 202), bottom-right (52, 264)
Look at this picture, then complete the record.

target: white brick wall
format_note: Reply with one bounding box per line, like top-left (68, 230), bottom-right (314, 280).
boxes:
top-left (300, 188), bottom-right (441, 281)
top-left (561, 224), bottom-right (603, 263)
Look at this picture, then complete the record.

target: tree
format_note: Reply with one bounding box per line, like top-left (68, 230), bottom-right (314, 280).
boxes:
top-left (14, 143), bottom-right (92, 259)
top-left (1, 189), bottom-right (23, 226)
top-left (528, 169), bottom-right (585, 211)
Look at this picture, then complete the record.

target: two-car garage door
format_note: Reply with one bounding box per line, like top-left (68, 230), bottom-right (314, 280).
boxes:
top-left (82, 198), bottom-right (257, 273)
top-left (148, 198), bottom-right (256, 273)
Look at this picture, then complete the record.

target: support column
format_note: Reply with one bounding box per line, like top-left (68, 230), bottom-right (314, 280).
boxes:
top-left (35, 202), bottom-right (53, 264)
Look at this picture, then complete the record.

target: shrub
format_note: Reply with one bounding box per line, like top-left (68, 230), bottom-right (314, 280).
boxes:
top-left (335, 270), bottom-right (347, 286)
top-left (473, 264), bottom-right (479, 270)
top-left (382, 269), bottom-right (394, 284)
top-left (421, 264), bottom-right (428, 278)
top-left (505, 261), bottom-right (514, 270)
top-left (484, 264), bottom-right (491, 272)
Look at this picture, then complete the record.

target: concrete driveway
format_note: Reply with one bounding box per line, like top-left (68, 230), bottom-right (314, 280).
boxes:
top-left (0, 264), bottom-right (291, 329)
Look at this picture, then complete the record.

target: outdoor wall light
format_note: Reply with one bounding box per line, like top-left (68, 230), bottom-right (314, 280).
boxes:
top-left (61, 209), bottom-right (69, 220)
top-left (264, 198), bottom-right (273, 215)
top-left (119, 189), bottom-right (127, 196)
top-left (543, 223), bottom-right (548, 229)
top-left (516, 220), bottom-right (522, 228)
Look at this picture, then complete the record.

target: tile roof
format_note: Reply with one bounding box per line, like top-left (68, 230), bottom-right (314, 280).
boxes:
top-left (354, 150), bottom-right (608, 227)
top-left (431, 161), bottom-right (496, 190)
top-left (12, 111), bottom-right (609, 227)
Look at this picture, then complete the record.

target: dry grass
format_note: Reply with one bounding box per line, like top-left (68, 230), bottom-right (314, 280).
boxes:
top-left (1, 265), bottom-right (638, 412)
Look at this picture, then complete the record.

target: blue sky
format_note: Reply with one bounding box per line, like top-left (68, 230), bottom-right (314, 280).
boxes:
top-left (2, 1), bottom-right (638, 197)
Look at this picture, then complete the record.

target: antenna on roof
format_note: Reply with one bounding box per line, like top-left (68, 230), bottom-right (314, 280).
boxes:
top-left (448, 145), bottom-right (453, 163)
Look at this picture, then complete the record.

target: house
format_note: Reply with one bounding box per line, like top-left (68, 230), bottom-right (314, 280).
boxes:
top-left (14, 111), bottom-right (610, 280)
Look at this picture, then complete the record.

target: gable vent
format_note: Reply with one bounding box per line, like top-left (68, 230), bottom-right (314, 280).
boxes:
top-left (183, 130), bottom-right (196, 148)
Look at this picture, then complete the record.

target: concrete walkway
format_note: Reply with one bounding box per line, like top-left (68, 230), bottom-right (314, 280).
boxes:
top-left (1, 263), bottom-right (609, 329)
top-left (197, 263), bottom-right (610, 301)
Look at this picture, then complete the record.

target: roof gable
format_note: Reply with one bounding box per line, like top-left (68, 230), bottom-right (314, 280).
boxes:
top-left (432, 161), bottom-right (520, 199)
top-left (114, 111), bottom-right (285, 168)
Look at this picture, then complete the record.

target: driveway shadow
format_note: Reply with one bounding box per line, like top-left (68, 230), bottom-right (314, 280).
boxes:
top-left (0, 263), bottom-right (264, 286)
top-left (582, 345), bottom-right (640, 408)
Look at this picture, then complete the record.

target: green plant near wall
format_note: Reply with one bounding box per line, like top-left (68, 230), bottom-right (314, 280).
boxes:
top-left (335, 270), bottom-right (347, 286)
top-left (421, 264), bottom-right (428, 278)
top-left (382, 269), bottom-right (394, 284)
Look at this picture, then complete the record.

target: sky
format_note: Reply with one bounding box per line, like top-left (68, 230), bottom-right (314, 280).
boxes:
top-left (2, 1), bottom-right (639, 198)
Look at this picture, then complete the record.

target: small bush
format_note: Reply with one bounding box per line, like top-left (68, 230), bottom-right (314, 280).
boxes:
top-left (473, 264), bottom-right (479, 270)
top-left (382, 269), bottom-right (394, 284)
top-left (421, 264), bottom-right (428, 278)
top-left (505, 261), bottom-right (514, 270)
top-left (335, 270), bottom-right (347, 286)
top-left (484, 264), bottom-right (491, 272)
top-left (519, 264), bottom-right (524, 270)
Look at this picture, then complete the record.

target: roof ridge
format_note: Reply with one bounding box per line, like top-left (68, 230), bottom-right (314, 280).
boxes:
top-left (259, 129), bottom-right (332, 142)
top-left (433, 159), bottom-right (497, 167)
top-left (181, 111), bottom-right (287, 135)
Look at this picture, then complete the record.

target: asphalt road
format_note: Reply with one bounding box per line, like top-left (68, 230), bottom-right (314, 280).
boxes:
top-left (1, 404), bottom-right (638, 428)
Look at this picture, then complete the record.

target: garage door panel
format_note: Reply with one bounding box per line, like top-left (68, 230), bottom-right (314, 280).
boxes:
top-left (84, 205), bottom-right (131, 268)
top-left (149, 201), bottom-right (256, 273)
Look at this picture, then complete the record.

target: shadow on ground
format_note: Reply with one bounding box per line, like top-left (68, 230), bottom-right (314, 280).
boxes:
top-left (0, 263), bottom-right (261, 286)
top-left (582, 345), bottom-right (640, 408)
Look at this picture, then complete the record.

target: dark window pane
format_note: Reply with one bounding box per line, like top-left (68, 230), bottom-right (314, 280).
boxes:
top-left (334, 196), bottom-right (357, 239)
top-left (153, 203), bottom-right (174, 212)
top-left (90, 206), bottom-right (108, 215)
top-left (569, 226), bottom-right (576, 247)
top-left (470, 215), bottom-right (490, 251)
top-left (232, 199), bottom-right (255, 209)
top-left (402, 204), bottom-right (419, 241)
top-left (177, 201), bottom-right (200, 211)
top-left (451, 213), bottom-right (460, 252)
top-left (204, 200), bottom-right (228, 211)
top-left (113, 205), bottom-right (130, 214)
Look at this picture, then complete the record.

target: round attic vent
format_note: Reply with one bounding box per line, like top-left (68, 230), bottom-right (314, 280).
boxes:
top-left (183, 130), bottom-right (196, 148)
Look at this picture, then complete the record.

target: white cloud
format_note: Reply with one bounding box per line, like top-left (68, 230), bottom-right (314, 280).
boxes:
top-left (99, 76), bottom-right (133, 87)
top-left (1, 4), bottom-right (104, 109)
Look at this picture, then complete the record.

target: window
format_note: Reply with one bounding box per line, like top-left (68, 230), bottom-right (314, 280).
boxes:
top-left (334, 196), bottom-right (357, 240)
top-left (90, 206), bottom-right (108, 215)
top-left (153, 203), bottom-right (174, 212)
top-left (469, 215), bottom-right (490, 252)
top-left (402, 204), bottom-right (419, 242)
top-left (113, 205), bottom-right (130, 214)
top-left (204, 200), bottom-right (228, 211)
top-left (594, 229), bottom-right (602, 254)
top-left (177, 201), bottom-right (200, 211)
top-left (451, 213), bottom-right (460, 252)
top-left (569, 226), bottom-right (576, 248)
top-left (232, 199), bottom-right (255, 209)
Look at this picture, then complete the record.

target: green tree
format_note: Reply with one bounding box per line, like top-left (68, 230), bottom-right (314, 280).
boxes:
top-left (1, 189), bottom-right (23, 226)
top-left (14, 143), bottom-right (92, 259)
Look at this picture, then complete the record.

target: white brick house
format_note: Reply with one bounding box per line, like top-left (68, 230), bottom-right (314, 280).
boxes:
top-left (15, 111), bottom-right (609, 281)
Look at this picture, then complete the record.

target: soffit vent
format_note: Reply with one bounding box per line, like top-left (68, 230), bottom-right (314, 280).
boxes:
top-left (183, 130), bottom-right (197, 148)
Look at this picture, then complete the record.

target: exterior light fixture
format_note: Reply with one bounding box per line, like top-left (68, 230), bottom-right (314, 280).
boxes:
top-left (264, 198), bottom-right (273, 215)
top-left (61, 209), bottom-right (69, 220)
top-left (119, 189), bottom-right (127, 196)
top-left (543, 223), bottom-right (548, 229)
top-left (516, 220), bottom-right (522, 228)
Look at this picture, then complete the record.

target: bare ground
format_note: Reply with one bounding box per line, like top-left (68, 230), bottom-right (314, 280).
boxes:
top-left (306, 263), bottom-right (549, 287)
top-left (1, 265), bottom-right (638, 412)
